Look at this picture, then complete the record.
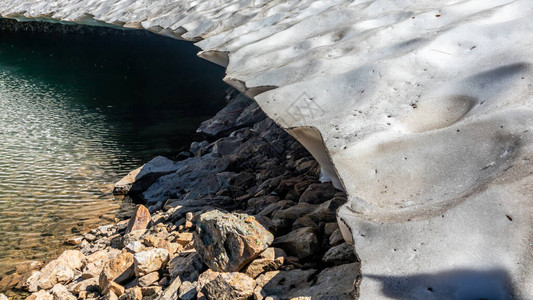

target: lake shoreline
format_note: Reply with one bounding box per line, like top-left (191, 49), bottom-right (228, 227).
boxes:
top-left (1, 88), bottom-right (360, 299)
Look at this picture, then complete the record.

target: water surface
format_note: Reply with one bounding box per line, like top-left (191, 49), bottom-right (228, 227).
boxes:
top-left (0, 22), bottom-right (226, 274)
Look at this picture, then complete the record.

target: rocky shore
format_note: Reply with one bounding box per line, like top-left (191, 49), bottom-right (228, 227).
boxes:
top-left (0, 90), bottom-right (360, 299)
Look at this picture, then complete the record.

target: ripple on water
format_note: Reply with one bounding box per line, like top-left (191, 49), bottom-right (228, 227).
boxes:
top-left (0, 70), bottom-right (139, 273)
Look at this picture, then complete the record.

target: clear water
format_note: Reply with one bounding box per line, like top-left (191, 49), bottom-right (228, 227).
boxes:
top-left (0, 24), bottom-right (226, 274)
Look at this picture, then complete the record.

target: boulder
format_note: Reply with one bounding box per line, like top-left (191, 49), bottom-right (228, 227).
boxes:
top-left (199, 271), bottom-right (256, 300)
top-left (27, 290), bottom-right (53, 300)
top-left (242, 248), bottom-right (286, 278)
top-left (138, 272), bottom-right (159, 287)
top-left (51, 283), bottom-right (76, 300)
top-left (272, 227), bottom-right (319, 259)
top-left (133, 248), bottom-right (169, 276)
top-left (322, 243), bottom-right (357, 265)
top-left (99, 251), bottom-right (135, 294)
top-left (113, 156), bottom-right (181, 195)
top-left (29, 250), bottom-right (84, 290)
top-left (193, 210), bottom-right (274, 272)
top-left (125, 205), bottom-right (151, 234)
top-left (119, 287), bottom-right (142, 300)
top-left (299, 183), bottom-right (338, 204)
top-left (168, 251), bottom-right (204, 282)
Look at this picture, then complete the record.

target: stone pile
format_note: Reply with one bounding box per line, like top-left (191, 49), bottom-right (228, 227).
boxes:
top-left (1, 90), bottom-right (360, 299)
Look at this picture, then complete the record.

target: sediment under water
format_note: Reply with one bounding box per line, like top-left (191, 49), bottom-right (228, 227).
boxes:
top-left (0, 20), bottom-right (226, 274)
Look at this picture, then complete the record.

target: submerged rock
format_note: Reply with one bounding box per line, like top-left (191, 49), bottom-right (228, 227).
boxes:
top-left (193, 210), bottom-right (274, 272)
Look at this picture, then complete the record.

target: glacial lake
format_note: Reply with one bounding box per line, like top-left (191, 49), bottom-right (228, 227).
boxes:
top-left (0, 22), bottom-right (226, 274)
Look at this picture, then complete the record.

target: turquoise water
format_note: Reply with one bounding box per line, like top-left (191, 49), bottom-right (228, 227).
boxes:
top-left (0, 23), bottom-right (226, 273)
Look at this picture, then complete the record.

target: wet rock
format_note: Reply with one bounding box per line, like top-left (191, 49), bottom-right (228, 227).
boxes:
top-left (323, 243), bottom-right (357, 265)
top-left (272, 227), bottom-right (319, 259)
top-left (125, 205), bottom-right (151, 234)
top-left (119, 287), bottom-right (142, 300)
top-left (199, 271), bottom-right (256, 300)
top-left (99, 251), bottom-right (135, 294)
top-left (133, 248), bottom-right (169, 276)
top-left (329, 229), bottom-right (344, 246)
top-left (114, 156), bottom-right (181, 195)
top-left (51, 283), bottom-right (76, 300)
top-left (242, 247), bottom-right (286, 278)
top-left (194, 210), bottom-right (274, 272)
top-left (29, 250), bottom-right (84, 291)
top-left (168, 250), bottom-right (204, 282)
top-left (138, 272), bottom-right (159, 287)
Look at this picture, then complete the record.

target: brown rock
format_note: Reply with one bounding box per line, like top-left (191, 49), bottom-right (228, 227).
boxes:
top-left (273, 227), bottom-right (319, 259)
top-left (174, 232), bottom-right (193, 247)
top-left (292, 216), bottom-right (318, 230)
top-left (194, 210), bottom-right (274, 272)
top-left (125, 205), bottom-right (151, 234)
top-left (27, 290), bottom-right (53, 300)
top-left (99, 251), bottom-right (134, 294)
top-left (159, 277), bottom-right (181, 300)
top-left (258, 200), bottom-right (296, 217)
top-left (30, 250), bottom-right (84, 290)
top-left (51, 283), bottom-right (76, 300)
top-left (140, 285), bottom-right (162, 297)
top-left (168, 251), bottom-right (204, 282)
top-left (16, 260), bottom-right (43, 274)
top-left (108, 281), bottom-right (125, 297)
top-left (199, 271), bottom-right (256, 300)
top-left (323, 222), bottom-right (339, 236)
top-left (133, 248), bottom-right (169, 276)
top-left (273, 203), bottom-right (316, 221)
top-left (243, 248), bottom-right (286, 278)
top-left (69, 277), bottom-right (99, 295)
top-left (0, 273), bottom-right (22, 291)
top-left (82, 249), bottom-right (121, 279)
top-left (118, 287), bottom-right (142, 300)
top-left (138, 272), bottom-right (159, 287)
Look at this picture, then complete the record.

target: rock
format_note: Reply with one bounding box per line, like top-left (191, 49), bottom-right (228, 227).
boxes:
top-left (197, 93), bottom-right (252, 138)
top-left (51, 283), bottom-right (76, 300)
top-left (194, 210), bottom-right (274, 272)
top-left (16, 260), bottom-right (43, 274)
top-left (138, 272), bottom-right (159, 287)
top-left (121, 229), bottom-right (147, 247)
top-left (140, 285), bottom-right (162, 297)
top-left (329, 229), bottom-right (344, 246)
top-left (168, 251), bottom-right (204, 282)
top-left (178, 281), bottom-right (198, 300)
top-left (242, 248), bottom-right (286, 278)
top-left (125, 205), bottom-right (151, 234)
top-left (113, 156), bottom-right (181, 195)
top-left (272, 227), bottom-right (319, 259)
top-left (69, 277), bottom-right (99, 295)
top-left (159, 277), bottom-right (181, 300)
top-left (125, 241), bottom-right (144, 253)
top-left (199, 271), bottom-right (256, 300)
top-left (108, 281), bottom-right (125, 297)
top-left (258, 200), bottom-right (296, 217)
top-left (27, 290), bottom-right (53, 300)
top-left (292, 263), bottom-right (360, 299)
top-left (133, 248), bottom-right (169, 276)
top-left (99, 251), bottom-right (134, 294)
top-left (246, 196), bottom-right (279, 215)
top-left (119, 287), bottom-right (142, 300)
top-left (30, 250), bottom-right (84, 290)
top-left (0, 293), bottom-right (7, 300)
top-left (82, 249), bottom-right (121, 279)
top-left (273, 203), bottom-right (315, 221)
top-left (322, 243), bottom-right (357, 265)
top-left (323, 222), bottom-right (339, 236)
top-left (174, 232), bottom-right (193, 247)
top-left (254, 269), bottom-right (315, 298)
top-left (0, 273), bottom-right (22, 291)
top-left (292, 215), bottom-right (318, 230)
top-left (106, 290), bottom-right (119, 300)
